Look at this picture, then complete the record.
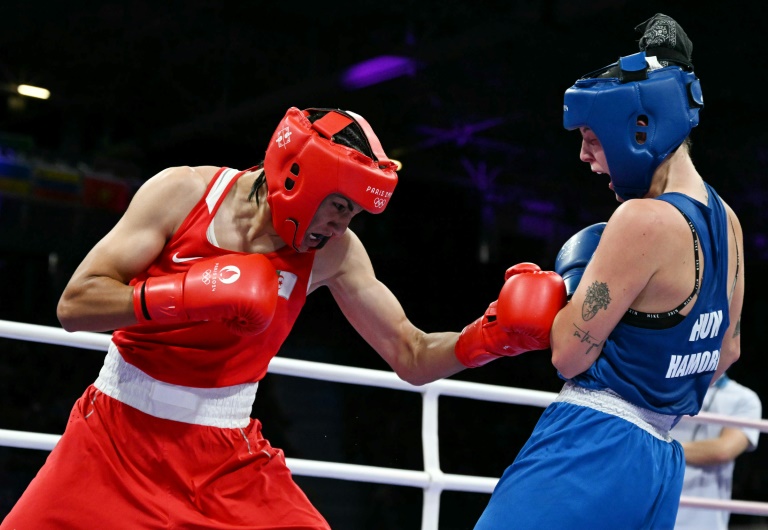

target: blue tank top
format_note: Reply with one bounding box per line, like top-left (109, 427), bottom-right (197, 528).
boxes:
top-left (569, 183), bottom-right (731, 416)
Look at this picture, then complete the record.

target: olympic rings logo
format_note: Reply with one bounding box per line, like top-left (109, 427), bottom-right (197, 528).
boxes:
top-left (201, 270), bottom-right (212, 284)
top-left (373, 198), bottom-right (387, 209)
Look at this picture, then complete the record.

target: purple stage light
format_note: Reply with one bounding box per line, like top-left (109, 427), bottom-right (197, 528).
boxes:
top-left (341, 55), bottom-right (416, 90)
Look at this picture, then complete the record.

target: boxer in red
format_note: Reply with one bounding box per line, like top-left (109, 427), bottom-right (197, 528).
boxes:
top-left (2, 107), bottom-right (565, 529)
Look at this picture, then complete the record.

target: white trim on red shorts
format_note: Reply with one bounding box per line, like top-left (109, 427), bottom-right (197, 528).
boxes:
top-left (94, 341), bottom-right (257, 428)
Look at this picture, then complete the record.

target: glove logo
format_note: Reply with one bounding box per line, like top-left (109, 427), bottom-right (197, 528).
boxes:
top-left (276, 126), bottom-right (292, 148)
top-left (219, 266), bottom-right (241, 284)
top-left (373, 197), bottom-right (387, 209)
top-left (201, 269), bottom-right (212, 285)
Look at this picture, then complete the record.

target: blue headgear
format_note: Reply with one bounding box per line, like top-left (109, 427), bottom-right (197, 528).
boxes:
top-left (563, 51), bottom-right (704, 200)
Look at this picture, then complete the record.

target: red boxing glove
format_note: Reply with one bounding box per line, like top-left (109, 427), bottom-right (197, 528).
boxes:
top-left (133, 253), bottom-right (279, 336)
top-left (503, 262), bottom-right (542, 280)
top-left (455, 263), bottom-right (566, 368)
top-left (496, 264), bottom-right (567, 346)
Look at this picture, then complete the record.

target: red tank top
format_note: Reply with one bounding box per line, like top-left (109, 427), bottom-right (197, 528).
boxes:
top-left (112, 167), bottom-right (315, 388)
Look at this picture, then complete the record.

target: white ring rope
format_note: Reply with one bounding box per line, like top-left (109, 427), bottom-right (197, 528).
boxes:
top-left (1, 319), bottom-right (767, 528)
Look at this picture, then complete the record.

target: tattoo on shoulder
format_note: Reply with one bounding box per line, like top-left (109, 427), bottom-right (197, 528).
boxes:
top-left (582, 281), bottom-right (611, 321)
top-left (733, 317), bottom-right (741, 338)
top-left (572, 324), bottom-right (604, 356)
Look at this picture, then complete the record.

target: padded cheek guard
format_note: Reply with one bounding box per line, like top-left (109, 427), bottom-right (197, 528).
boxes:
top-left (264, 107), bottom-right (398, 251)
top-left (563, 51), bottom-right (704, 200)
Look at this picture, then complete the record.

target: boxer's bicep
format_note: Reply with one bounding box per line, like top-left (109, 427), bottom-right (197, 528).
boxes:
top-left (58, 167), bottom-right (204, 330)
top-left (323, 234), bottom-right (409, 353)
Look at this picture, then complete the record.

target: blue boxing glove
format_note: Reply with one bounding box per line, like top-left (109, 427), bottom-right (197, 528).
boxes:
top-left (555, 222), bottom-right (607, 298)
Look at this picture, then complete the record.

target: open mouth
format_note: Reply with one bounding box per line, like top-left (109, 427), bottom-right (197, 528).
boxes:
top-left (308, 233), bottom-right (330, 249)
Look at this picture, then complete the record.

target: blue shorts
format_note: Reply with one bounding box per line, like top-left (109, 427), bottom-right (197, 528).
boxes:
top-left (474, 401), bottom-right (685, 530)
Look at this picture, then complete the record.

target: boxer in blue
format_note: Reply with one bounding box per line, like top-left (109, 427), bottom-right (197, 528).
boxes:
top-left (474, 14), bottom-right (745, 530)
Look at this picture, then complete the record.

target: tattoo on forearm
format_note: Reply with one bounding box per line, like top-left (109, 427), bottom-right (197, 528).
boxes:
top-left (582, 281), bottom-right (611, 321)
top-left (733, 317), bottom-right (741, 338)
top-left (572, 324), bottom-right (604, 356)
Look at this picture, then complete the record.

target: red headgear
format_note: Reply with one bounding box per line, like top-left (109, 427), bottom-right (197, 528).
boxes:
top-left (264, 107), bottom-right (399, 251)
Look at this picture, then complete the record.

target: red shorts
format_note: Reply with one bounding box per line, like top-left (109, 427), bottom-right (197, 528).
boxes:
top-left (1, 385), bottom-right (330, 529)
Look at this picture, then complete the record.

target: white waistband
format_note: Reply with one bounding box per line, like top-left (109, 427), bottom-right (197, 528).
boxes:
top-left (94, 342), bottom-right (257, 428)
top-left (555, 382), bottom-right (677, 442)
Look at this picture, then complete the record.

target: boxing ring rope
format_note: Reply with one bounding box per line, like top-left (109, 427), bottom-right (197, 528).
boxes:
top-left (1, 319), bottom-right (767, 529)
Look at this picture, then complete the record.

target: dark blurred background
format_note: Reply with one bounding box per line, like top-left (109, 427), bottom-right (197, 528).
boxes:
top-left (1, 1), bottom-right (766, 528)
